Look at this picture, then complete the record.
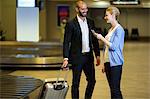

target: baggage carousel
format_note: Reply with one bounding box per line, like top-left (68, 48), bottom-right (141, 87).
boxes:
top-left (0, 41), bottom-right (64, 68)
top-left (0, 75), bottom-right (44, 99)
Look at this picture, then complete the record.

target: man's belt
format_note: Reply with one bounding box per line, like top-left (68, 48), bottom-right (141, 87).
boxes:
top-left (82, 52), bottom-right (90, 55)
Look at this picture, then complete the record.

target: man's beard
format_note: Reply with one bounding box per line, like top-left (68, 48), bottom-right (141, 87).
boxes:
top-left (79, 11), bottom-right (87, 17)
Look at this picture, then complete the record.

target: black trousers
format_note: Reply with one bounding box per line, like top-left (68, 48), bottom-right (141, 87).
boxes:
top-left (71, 54), bottom-right (96, 99)
top-left (104, 62), bottom-right (123, 99)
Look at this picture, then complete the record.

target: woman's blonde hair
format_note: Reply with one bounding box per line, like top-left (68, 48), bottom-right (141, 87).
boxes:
top-left (106, 6), bottom-right (120, 20)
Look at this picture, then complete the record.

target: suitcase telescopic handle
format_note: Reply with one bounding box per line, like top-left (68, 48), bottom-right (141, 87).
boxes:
top-left (55, 67), bottom-right (69, 88)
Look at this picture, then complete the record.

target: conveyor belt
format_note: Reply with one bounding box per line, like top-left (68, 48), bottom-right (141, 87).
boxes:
top-left (0, 41), bottom-right (63, 68)
top-left (0, 75), bottom-right (43, 99)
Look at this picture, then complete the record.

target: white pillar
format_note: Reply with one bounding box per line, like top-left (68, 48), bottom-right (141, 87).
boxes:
top-left (16, 7), bottom-right (39, 42)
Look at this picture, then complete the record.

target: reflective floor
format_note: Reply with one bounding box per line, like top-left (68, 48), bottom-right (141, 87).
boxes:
top-left (1, 41), bottom-right (150, 99)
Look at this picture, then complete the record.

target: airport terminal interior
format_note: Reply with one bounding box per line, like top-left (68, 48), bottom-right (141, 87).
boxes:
top-left (0, 0), bottom-right (150, 99)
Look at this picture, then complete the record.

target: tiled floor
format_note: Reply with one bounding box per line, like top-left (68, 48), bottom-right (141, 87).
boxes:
top-left (6, 42), bottom-right (150, 99)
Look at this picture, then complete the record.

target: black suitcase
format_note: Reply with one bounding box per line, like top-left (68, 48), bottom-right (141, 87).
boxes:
top-left (41, 69), bottom-right (69, 99)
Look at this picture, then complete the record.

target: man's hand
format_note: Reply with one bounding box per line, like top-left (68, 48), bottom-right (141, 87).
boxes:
top-left (101, 65), bottom-right (105, 73)
top-left (62, 59), bottom-right (68, 70)
top-left (96, 56), bottom-right (100, 66)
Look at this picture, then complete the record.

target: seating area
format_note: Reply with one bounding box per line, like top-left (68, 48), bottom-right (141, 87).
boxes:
top-left (124, 28), bottom-right (140, 41)
top-left (130, 28), bottom-right (139, 40)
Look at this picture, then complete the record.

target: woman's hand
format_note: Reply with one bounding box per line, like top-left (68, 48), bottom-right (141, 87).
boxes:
top-left (91, 30), bottom-right (97, 37)
top-left (96, 34), bottom-right (103, 40)
top-left (91, 29), bottom-right (110, 47)
top-left (91, 30), bottom-right (103, 40)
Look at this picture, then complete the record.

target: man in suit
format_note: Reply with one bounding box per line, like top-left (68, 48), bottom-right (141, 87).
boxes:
top-left (62, 1), bottom-right (100, 99)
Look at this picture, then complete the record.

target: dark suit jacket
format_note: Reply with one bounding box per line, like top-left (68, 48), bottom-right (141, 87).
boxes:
top-left (63, 16), bottom-right (100, 65)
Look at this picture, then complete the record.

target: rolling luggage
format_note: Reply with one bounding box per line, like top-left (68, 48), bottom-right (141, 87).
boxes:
top-left (41, 68), bottom-right (69, 99)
